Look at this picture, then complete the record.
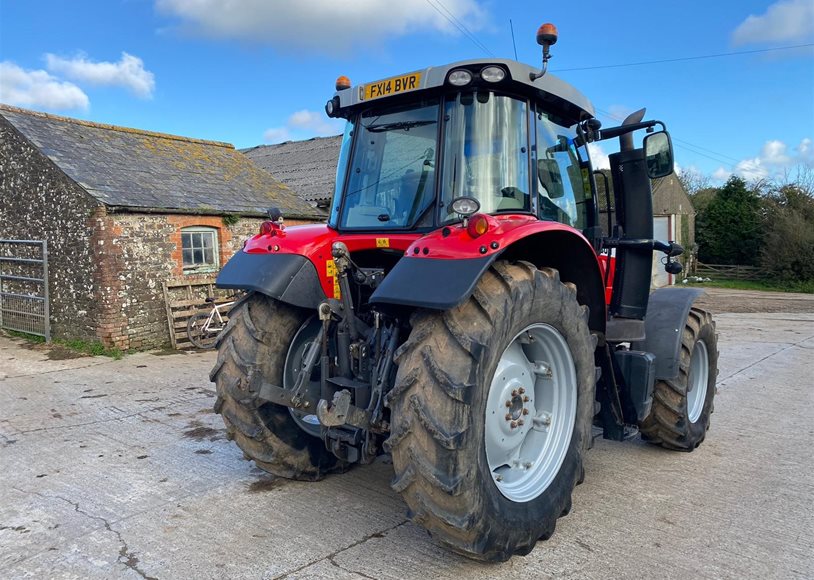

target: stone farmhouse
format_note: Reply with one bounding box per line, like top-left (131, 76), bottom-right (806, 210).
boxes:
top-left (0, 104), bottom-right (321, 350)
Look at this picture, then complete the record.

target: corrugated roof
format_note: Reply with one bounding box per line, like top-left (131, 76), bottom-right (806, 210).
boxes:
top-left (0, 104), bottom-right (321, 219)
top-left (242, 135), bottom-right (341, 208)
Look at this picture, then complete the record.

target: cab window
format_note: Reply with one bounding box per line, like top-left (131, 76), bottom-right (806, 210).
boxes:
top-left (441, 92), bottom-right (530, 220)
top-left (338, 100), bottom-right (439, 229)
top-left (534, 108), bottom-right (592, 230)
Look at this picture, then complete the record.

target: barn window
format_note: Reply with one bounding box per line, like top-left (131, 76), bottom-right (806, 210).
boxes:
top-left (181, 227), bottom-right (219, 273)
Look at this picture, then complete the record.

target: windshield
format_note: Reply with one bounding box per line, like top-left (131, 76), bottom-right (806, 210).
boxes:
top-left (336, 100), bottom-right (439, 229)
top-left (441, 92), bottom-right (530, 221)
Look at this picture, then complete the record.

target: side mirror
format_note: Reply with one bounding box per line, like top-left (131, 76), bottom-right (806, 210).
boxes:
top-left (537, 159), bottom-right (565, 199)
top-left (643, 131), bottom-right (674, 178)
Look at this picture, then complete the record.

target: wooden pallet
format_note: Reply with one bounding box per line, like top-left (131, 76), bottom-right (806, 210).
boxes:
top-left (162, 278), bottom-right (236, 350)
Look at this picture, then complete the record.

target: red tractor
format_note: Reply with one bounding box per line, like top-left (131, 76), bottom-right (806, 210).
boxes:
top-left (211, 25), bottom-right (718, 561)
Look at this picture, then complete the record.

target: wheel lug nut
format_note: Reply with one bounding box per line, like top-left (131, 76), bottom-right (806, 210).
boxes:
top-left (505, 400), bottom-right (511, 407)
top-left (523, 395), bottom-right (530, 402)
top-left (505, 413), bottom-right (512, 421)
top-left (518, 387), bottom-right (525, 394)
top-left (511, 389), bottom-right (518, 397)
top-left (522, 408), bottom-right (529, 415)
top-left (510, 421), bottom-right (518, 429)
top-left (517, 419), bottom-right (525, 426)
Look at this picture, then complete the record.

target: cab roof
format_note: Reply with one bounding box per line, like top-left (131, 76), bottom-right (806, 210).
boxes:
top-left (334, 58), bottom-right (595, 123)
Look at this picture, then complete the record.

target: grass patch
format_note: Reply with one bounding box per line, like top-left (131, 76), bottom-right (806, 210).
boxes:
top-left (687, 278), bottom-right (814, 294)
top-left (4, 329), bottom-right (46, 343)
top-left (1, 330), bottom-right (124, 359)
top-left (57, 339), bottom-right (124, 360)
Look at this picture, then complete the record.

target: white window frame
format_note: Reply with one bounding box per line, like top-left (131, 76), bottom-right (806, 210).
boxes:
top-left (181, 226), bottom-right (219, 274)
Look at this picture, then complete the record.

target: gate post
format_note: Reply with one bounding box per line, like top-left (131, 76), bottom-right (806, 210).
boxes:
top-left (42, 240), bottom-right (51, 343)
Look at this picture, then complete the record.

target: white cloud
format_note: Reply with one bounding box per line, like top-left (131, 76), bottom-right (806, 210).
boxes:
top-left (712, 137), bottom-right (814, 182)
top-left (797, 137), bottom-right (814, 162)
top-left (156, 0), bottom-right (487, 53)
top-left (732, 0), bottom-right (814, 46)
top-left (0, 61), bottom-right (89, 110)
top-left (588, 142), bottom-right (610, 170)
top-left (712, 166), bottom-right (731, 181)
top-left (263, 109), bottom-right (345, 144)
top-left (262, 126), bottom-right (292, 143)
top-left (45, 52), bottom-right (155, 98)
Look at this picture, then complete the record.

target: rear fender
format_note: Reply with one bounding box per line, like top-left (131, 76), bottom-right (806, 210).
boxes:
top-left (371, 218), bottom-right (606, 334)
top-left (632, 287), bottom-right (705, 380)
top-left (216, 251), bottom-right (326, 309)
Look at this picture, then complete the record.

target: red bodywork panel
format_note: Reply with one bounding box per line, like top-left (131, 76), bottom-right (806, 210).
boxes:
top-left (598, 254), bottom-right (616, 306)
top-left (243, 215), bottom-right (608, 303)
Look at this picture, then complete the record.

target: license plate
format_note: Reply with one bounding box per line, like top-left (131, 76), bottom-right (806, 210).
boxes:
top-left (363, 72), bottom-right (422, 100)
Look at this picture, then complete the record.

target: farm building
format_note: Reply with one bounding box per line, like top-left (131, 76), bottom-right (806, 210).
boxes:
top-left (0, 104), bottom-right (321, 350)
top-left (596, 171), bottom-right (695, 287)
top-left (242, 135), bottom-right (341, 211)
top-left (650, 174), bottom-right (696, 286)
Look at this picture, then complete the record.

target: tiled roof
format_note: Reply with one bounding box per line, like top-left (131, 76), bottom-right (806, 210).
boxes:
top-left (242, 135), bottom-right (342, 208)
top-left (0, 104), bottom-right (321, 220)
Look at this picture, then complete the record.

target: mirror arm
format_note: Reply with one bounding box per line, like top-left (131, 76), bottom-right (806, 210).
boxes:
top-left (598, 120), bottom-right (665, 142)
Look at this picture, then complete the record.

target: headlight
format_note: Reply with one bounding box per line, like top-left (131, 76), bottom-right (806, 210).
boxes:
top-left (448, 69), bottom-right (473, 87)
top-left (325, 96), bottom-right (340, 118)
top-left (480, 66), bottom-right (506, 83)
top-left (450, 196), bottom-right (480, 217)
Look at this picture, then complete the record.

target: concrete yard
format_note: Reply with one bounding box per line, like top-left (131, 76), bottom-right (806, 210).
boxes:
top-left (1, 307), bottom-right (813, 579)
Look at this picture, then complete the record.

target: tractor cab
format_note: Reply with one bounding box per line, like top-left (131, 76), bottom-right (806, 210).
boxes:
top-left (325, 57), bottom-right (599, 240)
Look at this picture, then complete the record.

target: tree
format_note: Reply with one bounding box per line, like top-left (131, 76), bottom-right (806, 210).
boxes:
top-left (677, 167), bottom-right (712, 196)
top-left (759, 181), bottom-right (814, 282)
top-left (695, 176), bottom-right (763, 265)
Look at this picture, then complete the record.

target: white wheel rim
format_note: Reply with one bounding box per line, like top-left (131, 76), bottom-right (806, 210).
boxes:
top-left (485, 323), bottom-right (577, 503)
top-left (686, 340), bottom-right (709, 424)
top-left (284, 317), bottom-right (322, 437)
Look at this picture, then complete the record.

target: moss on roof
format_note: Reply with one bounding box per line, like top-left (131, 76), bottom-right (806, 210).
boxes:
top-left (0, 104), bottom-right (322, 220)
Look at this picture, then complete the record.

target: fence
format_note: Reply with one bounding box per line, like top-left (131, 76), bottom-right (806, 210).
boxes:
top-left (694, 262), bottom-right (764, 281)
top-left (0, 240), bottom-right (50, 341)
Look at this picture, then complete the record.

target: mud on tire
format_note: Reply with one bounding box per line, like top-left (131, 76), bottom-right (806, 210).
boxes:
top-left (210, 293), bottom-right (343, 480)
top-left (385, 261), bottom-right (596, 561)
top-left (639, 307), bottom-right (718, 450)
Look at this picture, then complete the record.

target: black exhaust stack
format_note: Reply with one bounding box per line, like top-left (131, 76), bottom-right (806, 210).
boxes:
top-left (608, 109), bottom-right (654, 323)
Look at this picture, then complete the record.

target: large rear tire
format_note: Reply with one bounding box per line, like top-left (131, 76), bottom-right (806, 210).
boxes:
top-left (385, 262), bottom-right (595, 561)
top-left (639, 307), bottom-right (718, 450)
top-left (210, 293), bottom-right (343, 480)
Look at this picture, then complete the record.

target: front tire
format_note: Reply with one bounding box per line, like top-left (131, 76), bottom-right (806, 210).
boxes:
top-left (210, 293), bottom-right (342, 480)
top-left (639, 307), bottom-right (718, 450)
top-left (385, 262), bottom-right (595, 561)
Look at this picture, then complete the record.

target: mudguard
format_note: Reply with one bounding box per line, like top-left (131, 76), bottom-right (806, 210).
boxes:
top-left (632, 287), bottom-right (704, 380)
top-left (216, 251), bottom-right (326, 309)
top-left (369, 254), bottom-right (496, 310)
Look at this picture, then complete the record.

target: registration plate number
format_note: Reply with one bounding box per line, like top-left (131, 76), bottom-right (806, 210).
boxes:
top-left (363, 72), bottom-right (422, 100)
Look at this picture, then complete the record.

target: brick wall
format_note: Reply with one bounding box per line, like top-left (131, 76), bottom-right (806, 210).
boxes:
top-left (0, 116), bottom-right (102, 341)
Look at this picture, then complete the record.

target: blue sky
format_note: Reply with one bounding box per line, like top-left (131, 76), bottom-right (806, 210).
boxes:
top-left (1, 0), bottom-right (813, 183)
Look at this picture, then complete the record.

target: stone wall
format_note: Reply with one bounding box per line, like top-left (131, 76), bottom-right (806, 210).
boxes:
top-left (93, 212), bottom-right (311, 350)
top-left (0, 116), bottom-right (102, 341)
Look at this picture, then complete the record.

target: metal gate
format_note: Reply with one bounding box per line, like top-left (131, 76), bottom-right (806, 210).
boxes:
top-left (0, 240), bottom-right (50, 341)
